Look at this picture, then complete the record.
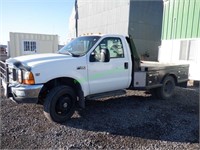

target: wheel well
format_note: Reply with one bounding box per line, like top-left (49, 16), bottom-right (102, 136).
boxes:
top-left (161, 74), bottom-right (177, 85)
top-left (38, 77), bottom-right (82, 104)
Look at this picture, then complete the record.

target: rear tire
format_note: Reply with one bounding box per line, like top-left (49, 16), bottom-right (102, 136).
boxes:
top-left (43, 86), bottom-right (76, 123)
top-left (156, 76), bottom-right (175, 100)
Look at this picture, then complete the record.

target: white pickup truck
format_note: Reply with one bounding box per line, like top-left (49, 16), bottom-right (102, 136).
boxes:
top-left (0, 34), bottom-right (189, 123)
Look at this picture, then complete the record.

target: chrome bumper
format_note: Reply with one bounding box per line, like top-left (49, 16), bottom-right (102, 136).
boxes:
top-left (2, 79), bottom-right (43, 103)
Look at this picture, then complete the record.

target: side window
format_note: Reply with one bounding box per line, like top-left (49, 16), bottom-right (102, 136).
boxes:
top-left (92, 37), bottom-right (124, 62)
top-left (107, 38), bottom-right (124, 58)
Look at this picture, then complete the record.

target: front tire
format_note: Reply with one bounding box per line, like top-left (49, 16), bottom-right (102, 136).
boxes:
top-left (43, 86), bottom-right (76, 123)
top-left (156, 76), bottom-right (175, 100)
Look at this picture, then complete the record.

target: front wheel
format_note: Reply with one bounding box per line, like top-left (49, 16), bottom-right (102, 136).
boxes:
top-left (156, 76), bottom-right (176, 100)
top-left (43, 86), bottom-right (76, 123)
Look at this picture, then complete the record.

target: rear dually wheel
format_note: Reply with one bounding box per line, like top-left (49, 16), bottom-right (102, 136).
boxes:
top-left (156, 76), bottom-right (176, 100)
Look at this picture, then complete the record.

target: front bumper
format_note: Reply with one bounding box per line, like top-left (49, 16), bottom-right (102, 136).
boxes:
top-left (1, 79), bottom-right (43, 103)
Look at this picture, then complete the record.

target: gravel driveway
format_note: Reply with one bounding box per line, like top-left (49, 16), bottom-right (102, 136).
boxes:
top-left (1, 86), bottom-right (199, 149)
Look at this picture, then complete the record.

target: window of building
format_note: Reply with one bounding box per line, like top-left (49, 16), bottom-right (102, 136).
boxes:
top-left (23, 41), bottom-right (37, 52)
top-left (179, 40), bottom-right (198, 61)
top-left (179, 41), bottom-right (188, 60)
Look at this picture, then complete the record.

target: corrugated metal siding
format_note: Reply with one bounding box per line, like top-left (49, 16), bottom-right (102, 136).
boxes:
top-left (77, 0), bottom-right (130, 36)
top-left (162, 0), bottom-right (200, 40)
top-left (68, 7), bottom-right (76, 40)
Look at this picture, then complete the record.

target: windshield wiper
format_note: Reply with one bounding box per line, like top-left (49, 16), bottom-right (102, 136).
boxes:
top-left (58, 51), bottom-right (82, 57)
top-left (58, 51), bottom-right (74, 56)
top-left (66, 51), bottom-right (74, 56)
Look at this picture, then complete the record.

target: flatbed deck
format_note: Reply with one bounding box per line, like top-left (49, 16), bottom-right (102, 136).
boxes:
top-left (141, 61), bottom-right (189, 71)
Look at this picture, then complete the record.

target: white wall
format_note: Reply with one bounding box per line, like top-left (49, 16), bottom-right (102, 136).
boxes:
top-left (9, 32), bottom-right (58, 57)
top-left (158, 40), bottom-right (181, 62)
top-left (77, 0), bottom-right (130, 36)
top-left (159, 39), bottom-right (200, 81)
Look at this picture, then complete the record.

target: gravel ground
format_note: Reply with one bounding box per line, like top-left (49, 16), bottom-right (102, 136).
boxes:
top-left (1, 86), bottom-right (199, 149)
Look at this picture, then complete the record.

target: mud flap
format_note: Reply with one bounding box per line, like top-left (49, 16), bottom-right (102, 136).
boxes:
top-left (78, 90), bottom-right (85, 108)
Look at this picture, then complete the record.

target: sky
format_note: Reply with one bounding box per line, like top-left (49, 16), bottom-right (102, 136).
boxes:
top-left (0, 0), bottom-right (75, 45)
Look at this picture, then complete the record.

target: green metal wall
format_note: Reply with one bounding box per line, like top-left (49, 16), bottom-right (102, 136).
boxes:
top-left (162, 0), bottom-right (200, 40)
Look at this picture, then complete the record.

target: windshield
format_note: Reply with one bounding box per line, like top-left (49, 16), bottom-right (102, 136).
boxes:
top-left (59, 36), bottom-right (101, 56)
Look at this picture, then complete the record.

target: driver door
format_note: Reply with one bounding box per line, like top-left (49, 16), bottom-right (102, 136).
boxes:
top-left (87, 37), bottom-right (130, 95)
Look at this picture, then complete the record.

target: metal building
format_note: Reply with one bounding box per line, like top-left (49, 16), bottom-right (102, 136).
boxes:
top-left (159, 0), bottom-right (200, 80)
top-left (68, 0), bottom-right (163, 61)
top-left (8, 32), bottom-right (58, 58)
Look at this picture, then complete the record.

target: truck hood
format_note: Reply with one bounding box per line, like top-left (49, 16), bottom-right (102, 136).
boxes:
top-left (6, 53), bottom-right (72, 69)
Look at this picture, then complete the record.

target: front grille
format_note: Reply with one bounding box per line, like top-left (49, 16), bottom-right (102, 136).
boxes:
top-left (0, 61), bottom-right (18, 84)
top-left (0, 61), bottom-right (9, 98)
top-left (8, 67), bottom-right (17, 83)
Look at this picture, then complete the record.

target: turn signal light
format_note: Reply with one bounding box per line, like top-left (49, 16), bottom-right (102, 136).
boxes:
top-left (23, 72), bottom-right (35, 85)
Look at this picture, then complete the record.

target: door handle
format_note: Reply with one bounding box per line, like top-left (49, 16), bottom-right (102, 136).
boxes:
top-left (124, 62), bottom-right (128, 69)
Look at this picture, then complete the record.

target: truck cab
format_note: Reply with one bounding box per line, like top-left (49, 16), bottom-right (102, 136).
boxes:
top-left (0, 34), bottom-right (189, 123)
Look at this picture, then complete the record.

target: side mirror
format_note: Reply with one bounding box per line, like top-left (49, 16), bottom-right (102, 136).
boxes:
top-left (100, 48), bottom-right (110, 62)
top-left (90, 52), bottom-right (95, 62)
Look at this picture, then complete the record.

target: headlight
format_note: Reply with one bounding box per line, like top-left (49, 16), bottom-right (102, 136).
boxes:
top-left (23, 71), bottom-right (35, 85)
top-left (17, 69), bottom-right (22, 83)
top-left (17, 69), bottom-right (35, 85)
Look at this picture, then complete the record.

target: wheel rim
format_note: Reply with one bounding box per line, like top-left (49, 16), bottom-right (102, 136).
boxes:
top-left (55, 95), bottom-right (72, 116)
top-left (164, 80), bottom-right (174, 95)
